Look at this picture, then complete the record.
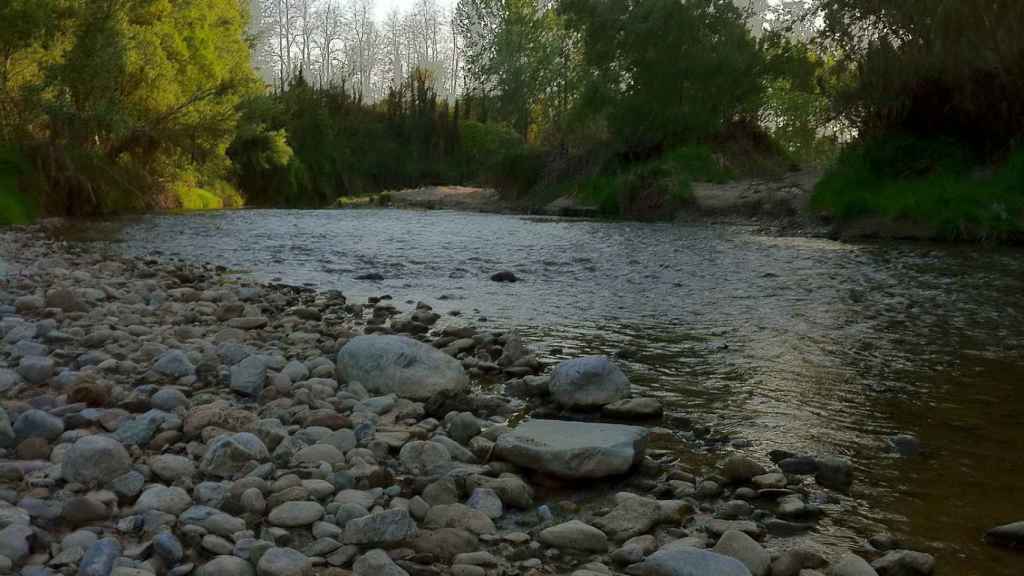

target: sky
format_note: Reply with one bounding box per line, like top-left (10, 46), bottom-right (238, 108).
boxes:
top-left (374, 0), bottom-right (454, 20)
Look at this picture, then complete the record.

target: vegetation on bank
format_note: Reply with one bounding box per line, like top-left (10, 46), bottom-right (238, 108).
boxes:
top-left (813, 140), bottom-right (1024, 239)
top-left (0, 0), bottom-right (258, 222)
top-left (1, 0), bottom-right (1021, 238)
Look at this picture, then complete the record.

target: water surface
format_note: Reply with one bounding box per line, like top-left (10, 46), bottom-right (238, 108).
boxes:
top-left (91, 209), bottom-right (1024, 574)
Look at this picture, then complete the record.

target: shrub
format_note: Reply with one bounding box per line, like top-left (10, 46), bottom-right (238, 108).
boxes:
top-left (813, 138), bottom-right (1024, 239)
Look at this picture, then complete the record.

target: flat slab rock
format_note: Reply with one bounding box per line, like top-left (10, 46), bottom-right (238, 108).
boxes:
top-left (495, 419), bottom-right (648, 479)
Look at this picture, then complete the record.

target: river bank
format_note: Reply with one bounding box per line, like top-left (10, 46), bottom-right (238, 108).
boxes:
top-left (0, 225), bottom-right (984, 576)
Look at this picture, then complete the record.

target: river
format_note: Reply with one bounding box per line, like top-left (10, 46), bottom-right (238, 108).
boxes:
top-left (67, 208), bottom-right (1024, 574)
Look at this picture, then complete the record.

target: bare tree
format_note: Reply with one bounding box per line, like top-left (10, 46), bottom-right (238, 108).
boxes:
top-left (313, 0), bottom-right (345, 88)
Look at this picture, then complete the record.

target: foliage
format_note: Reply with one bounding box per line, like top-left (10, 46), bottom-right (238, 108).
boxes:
top-left (561, 0), bottom-right (768, 152)
top-left (0, 0), bottom-right (259, 217)
top-left (0, 146), bottom-right (36, 224)
top-left (568, 146), bottom-right (734, 219)
top-left (813, 138), bottom-right (1024, 239)
top-left (812, 0), bottom-right (1024, 157)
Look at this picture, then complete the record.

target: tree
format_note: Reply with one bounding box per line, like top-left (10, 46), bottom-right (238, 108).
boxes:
top-left (811, 0), bottom-right (1024, 156)
top-left (561, 0), bottom-right (768, 152)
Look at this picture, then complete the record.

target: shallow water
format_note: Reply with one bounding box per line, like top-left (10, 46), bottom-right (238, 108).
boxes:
top-left (84, 208), bottom-right (1024, 573)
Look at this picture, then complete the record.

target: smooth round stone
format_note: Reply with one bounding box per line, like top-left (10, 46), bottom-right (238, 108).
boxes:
top-left (268, 502), bottom-right (324, 527)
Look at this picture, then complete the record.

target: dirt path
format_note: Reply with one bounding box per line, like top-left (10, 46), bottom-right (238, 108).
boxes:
top-left (387, 186), bottom-right (508, 212)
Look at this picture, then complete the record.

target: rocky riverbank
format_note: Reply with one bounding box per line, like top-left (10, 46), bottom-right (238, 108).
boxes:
top-left (0, 227), bottom-right (943, 576)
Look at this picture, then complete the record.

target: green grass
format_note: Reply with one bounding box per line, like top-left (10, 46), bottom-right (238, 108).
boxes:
top-left (176, 186), bottom-right (225, 210)
top-left (572, 145), bottom-right (731, 218)
top-left (813, 138), bottom-right (1024, 239)
top-left (0, 147), bottom-right (36, 225)
top-left (174, 179), bottom-right (245, 211)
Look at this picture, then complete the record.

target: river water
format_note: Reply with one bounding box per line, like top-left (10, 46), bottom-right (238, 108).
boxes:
top-left (77, 208), bottom-right (1024, 574)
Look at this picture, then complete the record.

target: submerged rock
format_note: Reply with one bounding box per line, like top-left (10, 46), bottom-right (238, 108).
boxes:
top-left (549, 356), bottom-right (631, 409)
top-left (336, 335), bottom-right (468, 400)
top-left (985, 521), bottom-right (1024, 548)
top-left (495, 419), bottom-right (648, 479)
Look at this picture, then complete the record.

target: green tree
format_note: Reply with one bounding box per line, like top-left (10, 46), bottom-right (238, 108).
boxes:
top-left (561, 0), bottom-right (768, 152)
top-left (812, 0), bottom-right (1024, 156)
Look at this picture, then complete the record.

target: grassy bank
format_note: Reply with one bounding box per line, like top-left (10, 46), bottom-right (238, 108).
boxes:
top-left (0, 147), bottom-right (36, 225)
top-left (812, 138), bottom-right (1024, 240)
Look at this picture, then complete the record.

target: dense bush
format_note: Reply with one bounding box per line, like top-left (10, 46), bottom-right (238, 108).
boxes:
top-left (813, 138), bottom-right (1024, 239)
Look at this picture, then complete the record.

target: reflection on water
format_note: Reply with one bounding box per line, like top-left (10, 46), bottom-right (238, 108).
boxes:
top-left (92, 208), bottom-right (1024, 574)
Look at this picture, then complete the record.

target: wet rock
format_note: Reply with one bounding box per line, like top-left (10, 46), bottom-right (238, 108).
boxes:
top-left (770, 547), bottom-right (828, 576)
top-left (489, 271), bottom-right (518, 283)
top-left (17, 356), bottom-right (55, 384)
top-left (494, 419), bottom-right (648, 479)
top-left (110, 471), bottom-right (146, 499)
top-left (870, 551), bottom-right (935, 576)
top-left (720, 455), bottom-right (766, 484)
top-left (829, 553), bottom-right (879, 576)
top-left (399, 441), bottom-right (451, 474)
top-left (336, 335), bottom-right (468, 401)
top-left (986, 520), bottom-right (1024, 548)
top-left (184, 404), bottom-right (258, 436)
top-left (292, 444), bottom-right (346, 466)
top-left (46, 287), bottom-right (90, 312)
top-left (232, 355), bottom-right (268, 398)
top-left (135, 486), bottom-right (192, 515)
top-left (465, 474), bottom-right (533, 509)
top-left (153, 531), bottom-right (185, 564)
top-left (63, 435), bottom-right (132, 485)
top-left (594, 494), bottom-right (665, 541)
top-left (603, 398), bottom-right (664, 420)
top-left (549, 356), bottom-right (631, 409)
top-left (778, 455), bottom-right (819, 473)
top-left (257, 547), bottom-right (311, 576)
top-left (612, 535), bottom-right (657, 565)
top-left (68, 379), bottom-right (113, 407)
top-left (466, 488), bottom-right (503, 519)
top-left (424, 503), bottom-right (496, 535)
top-left (713, 531), bottom-right (769, 576)
top-left (63, 495), bottom-right (110, 525)
top-left (625, 547), bottom-right (752, 576)
top-left (153, 350), bottom-right (196, 379)
top-left (151, 388), bottom-right (190, 412)
top-left (268, 502), bottom-right (324, 527)
top-left (343, 509), bottom-right (418, 545)
top-left (0, 524), bottom-right (33, 563)
top-left (446, 412), bottom-right (482, 445)
top-left (195, 556), bottom-right (255, 576)
top-left (815, 456), bottom-right (853, 491)
top-left (200, 433), bottom-right (269, 477)
top-left (13, 408), bottom-right (63, 441)
top-left (353, 549), bottom-right (408, 576)
top-left (409, 529), bottom-right (480, 561)
top-left (149, 454), bottom-right (196, 482)
top-left (80, 538), bottom-right (122, 576)
top-left (538, 520), bottom-right (608, 552)
top-left (886, 435), bottom-right (921, 458)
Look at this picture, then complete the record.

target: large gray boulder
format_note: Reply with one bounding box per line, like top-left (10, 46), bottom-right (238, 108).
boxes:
top-left (549, 356), bottom-right (630, 409)
top-left (626, 547), bottom-right (752, 576)
top-left (200, 433), bottom-right (270, 478)
top-left (62, 435), bottom-right (133, 485)
top-left (336, 335), bottom-right (468, 400)
top-left (494, 419), bottom-right (648, 479)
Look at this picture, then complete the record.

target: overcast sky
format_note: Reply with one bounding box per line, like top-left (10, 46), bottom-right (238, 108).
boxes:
top-left (374, 0), bottom-right (454, 20)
